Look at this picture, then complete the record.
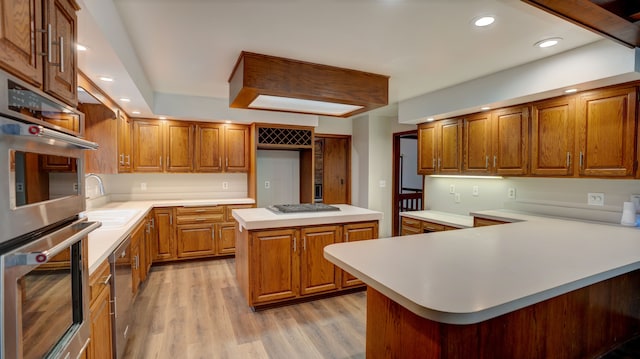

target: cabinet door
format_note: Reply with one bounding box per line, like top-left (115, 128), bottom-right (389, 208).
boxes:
top-left (300, 225), bottom-right (341, 296)
top-left (531, 97), bottom-right (576, 176)
top-left (194, 123), bottom-right (223, 172)
top-left (438, 119), bottom-right (462, 174)
top-left (153, 208), bottom-right (176, 261)
top-left (0, 0), bottom-right (42, 85)
top-left (341, 222), bottom-right (378, 288)
top-left (577, 87), bottom-right (637, 177)
top-left (89, 284), bottom-right (113, 359)
top-left (145, 216), bottom-right (154, 272)
top-left (251, 228), bottom-right (299, 303)
top-left (165, 121), bottom-right (193, 172)
top-left (118, 113), bottom-right (132, 173)
top-left (417, 122), bottom-right (437, 175)
top-left (224, 124), bottom-right (249, 172)
top-left (400, 217), bottom-right (422, 236)
top-left (463, 112), bottom-right (492, 174)
top-left (132, 119), bottom-right (164, 172)
top-left (176, 223), bottom-right (216, 258)
top-left (43, 0), bottom-right (78, 106)
top-left (130, 223), bottom-right (145, 295)
top-left (218, 222), bottom-right (236, 255)
top-left (491, 106), bottom-right (529, 176)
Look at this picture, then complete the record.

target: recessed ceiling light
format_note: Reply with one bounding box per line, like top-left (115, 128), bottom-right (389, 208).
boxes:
top-left (120, 98), bottom-right (131, 102)
top-left (481, 106), bottom-right (491, 111)
top-left (76, 44), bottom-right (87, 51)
top-left (564, 88), bottom-right (578, 93)
top-left (132, 111), bottom-right (141, 115)
top-left (426, 117), bottom-right (435, 122)
top-left (535, 37), bottom-right (562, 48)
top-left (99, 76), bottom-right (113, 82)
top-left (225, 120), bottom-right (232, 124)
top-left (158, 116), bottom-right (167, 120)
top-left (474, 16), bottom-right (495, 27)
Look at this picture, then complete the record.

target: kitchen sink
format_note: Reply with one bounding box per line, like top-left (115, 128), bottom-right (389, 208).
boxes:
top-left (82, 209), bottom-right (141, 229)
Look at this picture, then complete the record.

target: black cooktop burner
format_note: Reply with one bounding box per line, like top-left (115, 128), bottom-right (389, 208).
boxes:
top-left (269, 203), bottom-right (340, 213)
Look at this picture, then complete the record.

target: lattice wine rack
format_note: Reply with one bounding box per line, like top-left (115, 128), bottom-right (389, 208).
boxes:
top-left (257, 127), bottom-right (313, 148)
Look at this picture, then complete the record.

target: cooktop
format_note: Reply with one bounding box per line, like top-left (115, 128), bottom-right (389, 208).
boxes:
top-left (268, 203), bottom-right (340, 214)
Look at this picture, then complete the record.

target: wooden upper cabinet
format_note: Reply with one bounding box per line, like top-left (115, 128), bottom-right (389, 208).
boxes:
top-left (224, 124), bottom-right (250, 172)
top-left (437, 119), bottom-right (462, 174)
top-left (417, 122), bottom-right (437, 175)
top-left (165, 121), bottom-right (194, 172)
top-left (0, 0), bottom-right (43, 86)
top-left (531, 97), bottom-right (576, 176)
top-left (43, 0), bottom-right (78, 106)
top-left (576, 87), bottom-right (637, 177)
top-left (117, 112), bottom-right (132, 173)
top-left (463, 112), bottom-right (492, 174)
top-left (417, 119), bottom-right (461, 175)
top-left (491, 106), bottom-right (529, 176)
top-left (132, 119), bottom-right (164, 172)
top-left (195, 123), bottom-right (223, 172)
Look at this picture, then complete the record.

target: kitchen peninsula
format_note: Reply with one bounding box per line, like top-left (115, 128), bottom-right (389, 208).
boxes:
top-left (325, 211), bottom-right (640, 358)
top-left (233, 204), bottom-right (382, 309)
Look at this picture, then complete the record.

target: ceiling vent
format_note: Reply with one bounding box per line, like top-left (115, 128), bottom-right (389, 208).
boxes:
top-left (228, 52), bottom-right (389, 118)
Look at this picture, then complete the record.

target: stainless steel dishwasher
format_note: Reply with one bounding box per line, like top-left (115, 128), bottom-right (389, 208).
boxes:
top-left (110, 235), bottom-right (133, 359)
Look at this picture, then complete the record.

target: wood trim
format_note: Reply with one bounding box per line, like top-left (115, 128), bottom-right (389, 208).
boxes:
top-left (77, 70), bottom-right (121, 116)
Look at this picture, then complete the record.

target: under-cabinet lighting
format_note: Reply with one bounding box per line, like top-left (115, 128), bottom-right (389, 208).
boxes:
top-left (248, 95), bottom-right (364, 116)
top-left (430, 175), bottom-right (503, 179)
top-left (426, 117), bottom-right (435, 122)
top-left (473, 16), bottom-right (495, 27)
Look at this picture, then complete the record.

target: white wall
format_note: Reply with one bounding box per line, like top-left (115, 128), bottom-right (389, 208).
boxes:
top-left (399, 138), bottom-right (421, 191)
top-left (256, 150), bottom-right (300, 207)
top-left (425, 176), bottom-right (640, 224)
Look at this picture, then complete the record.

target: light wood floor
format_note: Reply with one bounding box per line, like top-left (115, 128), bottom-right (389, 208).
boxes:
top-left (123, 259), bottom-right (366, 359)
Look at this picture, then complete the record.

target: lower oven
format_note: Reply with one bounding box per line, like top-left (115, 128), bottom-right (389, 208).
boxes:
top-left (1, 217), bottom-right (101, 359)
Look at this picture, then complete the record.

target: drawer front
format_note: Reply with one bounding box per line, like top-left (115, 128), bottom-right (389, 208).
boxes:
top-left (225, 204), bottom-right (253, 222)
top-left (176, 214), bottom-right (225, 225)
top-left (176, 206), bottom-right (225, 216)
top-left (473, 217), bottom-right (508, 227)
top-left (401, 217), bottom-right (422, 229)
top-left (421, 221), bottom-right (445, 232)
top-left (89, 260), bottom-right (111, 305)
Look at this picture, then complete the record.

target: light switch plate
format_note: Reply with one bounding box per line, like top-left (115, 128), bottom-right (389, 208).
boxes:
top-left (264, 181), bottom-right (270, 189)
top-left (449, 184), bottom-right (455, 194)
top-left (140, 182), bottom-right (147, 191)
top-left (472, 185), bottom-right (479, 197)
top-left (454, 193), bottom-right (461, 203)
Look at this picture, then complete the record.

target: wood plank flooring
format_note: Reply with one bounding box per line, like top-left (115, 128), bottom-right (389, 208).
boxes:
top-left (123, 258), bottom-right (366, 359)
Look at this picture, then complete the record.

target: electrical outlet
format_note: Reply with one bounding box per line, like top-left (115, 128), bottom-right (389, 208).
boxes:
top-left (140, 182), bottom-right (147, 191)
top-left (264, 181), bottom-right (270, 189)
top-left (472, 185), bottom-right (479, 197)
top-left (73, 183), bottom-right (78, 192)
top-left (507, 188), bottom-right (516, 199)
top-left (631, 194), bottom-right (640, 213)
top-left (587, 192), bottom-right (604, 206)
top-left (449, 184), bottom-right (455, 194)
top-left (16, 183), bottom-right (24, 192)
top-left (222, 182), bottom-right (229, 190)
top-left (454, 193), bottom-right (461, 203)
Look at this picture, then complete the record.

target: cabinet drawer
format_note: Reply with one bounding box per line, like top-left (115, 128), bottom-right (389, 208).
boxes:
top-left (421, 221), bottom-right (445, 232)
top-left (89, 260), bottom-right (111, 306)
top-left (176, 206), bottom-right (225, 216)
top-left (225, 204), bottom-right (253, 222)
top-left (473, 217), bottom-right (509, 227)
top-left (176, 214), bottom-right (224, 225)
top-left (401, 217), bottom-right (422, 229)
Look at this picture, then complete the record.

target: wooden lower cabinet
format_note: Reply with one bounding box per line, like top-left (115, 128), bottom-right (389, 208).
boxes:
top-left (153, 207), bottom-right (177, 262)
top-left (237, 221), bottom-right (379, 308)
top-left (88, 260), bottom-right (113, 359)
top-left (401, 216), bottom-right (462, 235)
top-left (176, 223), bottom-right (217, 258)
top-left (473, 217), bottom-right (510, 227)
top-left (218, 222), bottom-right (237, 255)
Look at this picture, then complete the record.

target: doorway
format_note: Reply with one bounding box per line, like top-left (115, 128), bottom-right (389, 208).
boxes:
top-left (314, 134), bottom-right (351, 204)
top-left (392, 130), bottom-right (424, 236)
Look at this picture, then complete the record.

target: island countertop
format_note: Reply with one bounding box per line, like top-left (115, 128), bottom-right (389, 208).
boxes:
top-left (324, 211), bottom-right (640, 325)
top-left (232, 204), bottom-right (383, 231)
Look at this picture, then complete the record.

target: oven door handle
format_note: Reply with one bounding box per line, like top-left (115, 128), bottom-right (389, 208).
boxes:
top-left (5, 220), bottom-right (101, 267)
top-left (1, 118), bottom-right (99, 150)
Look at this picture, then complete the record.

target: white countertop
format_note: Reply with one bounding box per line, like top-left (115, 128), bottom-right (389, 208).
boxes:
top-left (400, 210), bottom-right (474, 228)
top-left (232, 204), bottom-right (383, 231)
top-left (325, 210), bottom-right (640, 325)
top-left (86, 198), bottom-right (254, 274)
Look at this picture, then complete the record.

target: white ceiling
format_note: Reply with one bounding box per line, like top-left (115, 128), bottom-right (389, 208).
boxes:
top-left (76, 0), bottom-right (602, 123)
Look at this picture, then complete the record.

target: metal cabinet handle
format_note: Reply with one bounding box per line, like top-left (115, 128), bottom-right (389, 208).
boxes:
top-left (167, 156), bottom-right (170, 168)
top-left (125, 155), bottom-right (130, 166)
top-left (493, 155), bottom-right (497, 168)
top-left (303, 236), bottom-right (307, 251)
top-left (432, 158), bottom-right (435, 168)
top-left (293, 236), bottom-right (297, 252)
top-left (226, 158), bottom-right (229, 167)
top-left (566, 152), bottom-right (571, 167)
top-left (169, 214), bottom-right (173, 225)
top-left (59, 36), bottom-right (64, 72)
top-left (120, 154), bottom-right (125, 165)
top-left (219, 228), bottom-right (222, 239)
top-left (219, 157), bottom-right (222, 167)
top-left (485, 156), bottom-right (489, 169)
top-left (579, 151), bottom-right (584, 168)
top-left (100, 274), bottom-right (112, 285)
top-left (437, 158), bottom-right (441, 170)
top-left (159, 157), bottom-right (162, 167)
top-left (145, 222), bottom-right (150, 234)
top-left (345, 233), bottom-right (349, 242)
top-left (47, 24), bottom-right (53, 63)
top-left (150, 218), bottom-right (155, 229)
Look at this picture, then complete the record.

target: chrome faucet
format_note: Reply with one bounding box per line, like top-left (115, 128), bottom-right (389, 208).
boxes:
top-left (85, 173), bottom-right (106, 197)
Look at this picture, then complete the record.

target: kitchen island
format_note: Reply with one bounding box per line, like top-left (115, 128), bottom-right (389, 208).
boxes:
top-left (325, 211), bottom-right (640, 358)
top-left (233, 204), bottom-right (382, 309)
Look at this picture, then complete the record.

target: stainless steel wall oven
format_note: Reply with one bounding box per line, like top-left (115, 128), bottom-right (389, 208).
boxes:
top-left (0, 72), bottom-right (100, 359)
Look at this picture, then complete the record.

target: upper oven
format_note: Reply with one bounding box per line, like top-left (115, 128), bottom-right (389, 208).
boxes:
top-left (0, 76), bottom-right (97, 246)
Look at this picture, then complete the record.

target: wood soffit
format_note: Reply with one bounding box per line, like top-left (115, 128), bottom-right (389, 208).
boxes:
top-left (228, 52), bottom-right (389, 118)
top-left (522, 0), bottom-right (640, 48)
